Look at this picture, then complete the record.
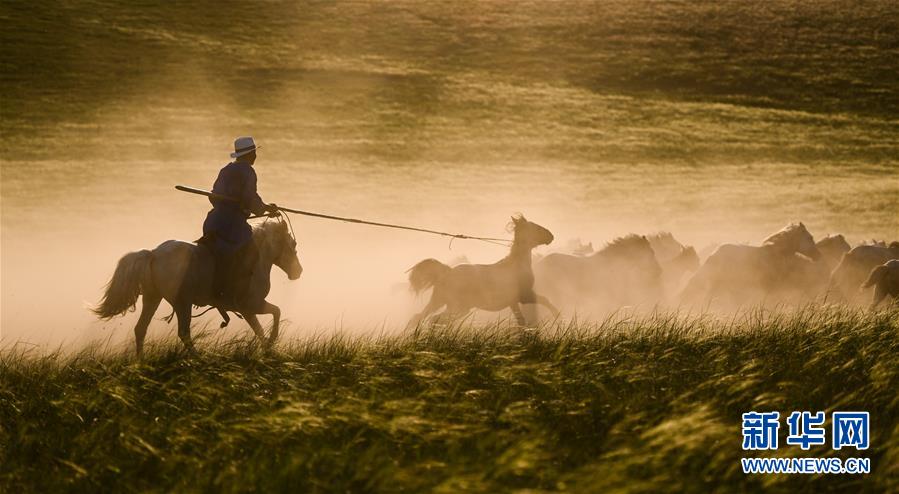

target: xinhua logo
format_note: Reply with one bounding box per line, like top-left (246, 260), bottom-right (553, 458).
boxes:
top-left (741, 411), bottom-right (869, 451)
top-left (740, 411), bottom-right (871, 475)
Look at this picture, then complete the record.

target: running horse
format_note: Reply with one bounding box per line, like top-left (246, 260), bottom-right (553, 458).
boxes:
top-left (407, 214), bottom-right (559, 327)
top-left (535, 234), bottom-right (664, 312)
top-left (93, 219), bottom-right (302, 355)
top-left (679, 222), bottom-right (822, 306)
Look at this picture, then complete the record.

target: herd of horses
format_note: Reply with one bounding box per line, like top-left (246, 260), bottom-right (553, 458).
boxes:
top-left (94, 215), bottom-right (898, 356)
top-left (408, 215), bottom-right (898, 327)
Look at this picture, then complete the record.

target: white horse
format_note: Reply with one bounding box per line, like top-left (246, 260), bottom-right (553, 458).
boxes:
top-left (680, 222), bottom-right (823, 306)
top-left (93, 219), bottom-right (302, 355)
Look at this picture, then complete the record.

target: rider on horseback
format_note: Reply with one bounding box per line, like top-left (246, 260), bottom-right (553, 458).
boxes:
top-left (202, 136), bottom-right (279, 305)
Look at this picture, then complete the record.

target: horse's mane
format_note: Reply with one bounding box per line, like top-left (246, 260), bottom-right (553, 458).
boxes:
top-left (598, 234), bottom-right (652, 256)
top-left (678, 245), bottom-right (698, 257)
top-left (506, 212), bottom-right (526, 233)
top-left (816, 234), bottom-right (849, 249)
top-left (762, 223), bottom-right (807, 247)
top-left (861, 239), bottom-right (886, 246)
top-left (818, 233), bottom-right (844, 242)
top-left (252, 221), bottom-right (289, 250)
top-left (647, 231), bottom-right (675, 242)
top-left (646, 231), bottom-right (686, 258)
top-left (253, 220), bottom-right (284, 236)
top-left (665, 244), bottom-right (699, 268)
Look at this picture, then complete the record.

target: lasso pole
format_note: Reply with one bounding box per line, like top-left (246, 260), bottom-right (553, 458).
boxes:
top-left (175, 185), bottom-right (511, 244)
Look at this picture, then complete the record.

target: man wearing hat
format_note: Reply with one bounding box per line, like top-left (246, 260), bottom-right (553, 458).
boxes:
top-left (202, 136), bottom-right (279, 304)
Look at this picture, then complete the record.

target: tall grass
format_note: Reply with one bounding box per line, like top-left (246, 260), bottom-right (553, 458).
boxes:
top-left (2, 307), bottom-right (897, 493)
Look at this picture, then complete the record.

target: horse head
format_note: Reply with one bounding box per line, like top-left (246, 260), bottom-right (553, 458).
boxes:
top-left (262, 220), bottom-right (303, 280)
top-left (817, 234), bottom-right (850, 254)
top-left (674, 245), bottom-right (700, 273)
top-left (646, 231), bottom-right (686, 261)
top-left (816, 234), bottom-right (851, 266)
top-left (764, 222), bottom-right (821, 260)
top-left (511, 214), bottom-right (554, 249)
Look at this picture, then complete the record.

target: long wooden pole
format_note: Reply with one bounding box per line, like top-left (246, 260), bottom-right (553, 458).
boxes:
top-left (174, 185), bottom-right (510, 243)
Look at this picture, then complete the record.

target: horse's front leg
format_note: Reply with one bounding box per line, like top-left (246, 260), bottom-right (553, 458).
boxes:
top-left (241, 313), bottom-right (267, 343)
top-left (510, 303), bottom-right (527, 326)
top-left (260, 301), bottom-right (281, 346)
top-left (241, 304), bottom-right (280, 348)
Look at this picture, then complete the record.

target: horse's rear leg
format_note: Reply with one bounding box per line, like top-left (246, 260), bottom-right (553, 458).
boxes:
top-left (535, 294), bottom-right (560, 316)
top-left (174, 301), bottom-right (197, 354)
top-left (134, 293), bottom-right (162, 357)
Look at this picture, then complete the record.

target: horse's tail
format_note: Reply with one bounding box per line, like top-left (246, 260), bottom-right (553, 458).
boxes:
top-left (92, 250), bottom-right (153, 319)
top-left (407, 258), bottom-right (451, 294)
top-left (861, 264), bottom-right (887, 289)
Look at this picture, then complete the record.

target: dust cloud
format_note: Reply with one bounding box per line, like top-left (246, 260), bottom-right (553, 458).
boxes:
top-left (0, 145), bottom-right (881, 350)
top-left (2, 1), bottom-right (897, 350)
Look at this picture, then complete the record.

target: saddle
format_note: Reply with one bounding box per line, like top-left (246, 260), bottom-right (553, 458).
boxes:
top-left (194, 233), bottom-right (259, 309)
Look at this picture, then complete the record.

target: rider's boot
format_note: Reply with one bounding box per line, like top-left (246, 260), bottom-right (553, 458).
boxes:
top-left (230, 242), bottom-right (258, 307)
top-left (213, 250), bottom-right (236, 306)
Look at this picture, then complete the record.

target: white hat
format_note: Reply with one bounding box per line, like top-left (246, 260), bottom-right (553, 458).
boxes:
top-left (230, 136), bottom-right (261, 158)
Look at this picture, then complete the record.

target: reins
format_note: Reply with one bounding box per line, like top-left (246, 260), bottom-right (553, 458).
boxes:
top-left (176, 185), bottom-right (512, 247)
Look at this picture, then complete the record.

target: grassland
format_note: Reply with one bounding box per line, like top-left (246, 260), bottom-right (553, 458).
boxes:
top-left (2, 308), bottom-right (897, 493)
top-left (1, 2), bottom-right (898, 490)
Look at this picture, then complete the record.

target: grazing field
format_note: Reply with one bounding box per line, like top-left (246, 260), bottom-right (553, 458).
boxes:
top-left (2, 308), bottom-right (897, 493)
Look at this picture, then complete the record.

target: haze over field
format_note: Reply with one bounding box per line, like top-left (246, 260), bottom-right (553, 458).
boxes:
top-left (1, 1), bottom-right (897, 347)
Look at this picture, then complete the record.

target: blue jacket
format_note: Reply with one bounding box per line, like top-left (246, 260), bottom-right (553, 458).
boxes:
top-left (202, 162), bottom-right (267, 251)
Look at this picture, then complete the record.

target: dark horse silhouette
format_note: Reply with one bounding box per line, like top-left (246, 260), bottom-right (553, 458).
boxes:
top-left (862, 259), bottom-right (899, 309)
top-left (93, 220), bottom-right (302, 355)
top-left (830, 241), bottom-right (899, 304)
top-left (407, 214), bottom-right (559, 327)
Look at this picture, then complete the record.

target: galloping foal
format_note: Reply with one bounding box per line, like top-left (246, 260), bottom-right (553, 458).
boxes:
top-left (407, 214), bottom-right (559, 327)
